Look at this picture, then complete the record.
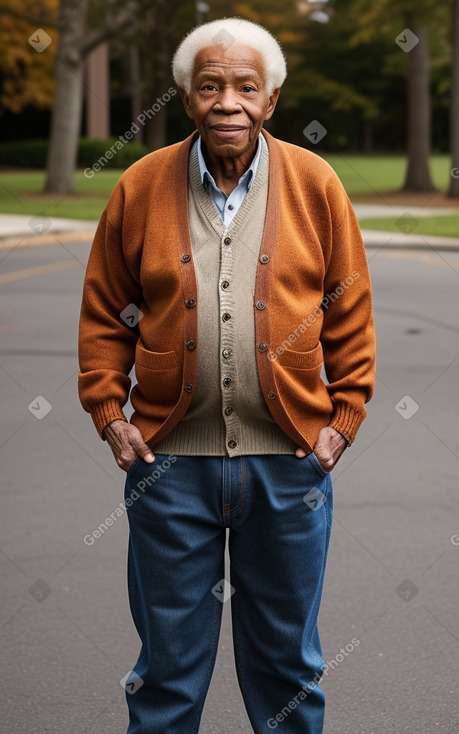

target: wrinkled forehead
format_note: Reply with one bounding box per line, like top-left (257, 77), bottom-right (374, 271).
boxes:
top-left (192, 44), bottom-right (267, 83)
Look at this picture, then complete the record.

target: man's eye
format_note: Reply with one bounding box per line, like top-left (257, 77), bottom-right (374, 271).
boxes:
top-left (202, 84), bottom-right (217, 91)
top-left (241, 86), bottom-right (255, 93)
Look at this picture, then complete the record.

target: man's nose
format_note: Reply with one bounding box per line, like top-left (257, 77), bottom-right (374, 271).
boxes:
top-left (214, 87), bottom-right (241, 113)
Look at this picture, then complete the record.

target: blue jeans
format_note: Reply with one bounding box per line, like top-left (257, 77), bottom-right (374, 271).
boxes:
top-left (124, 452), bottom-right (333, 734)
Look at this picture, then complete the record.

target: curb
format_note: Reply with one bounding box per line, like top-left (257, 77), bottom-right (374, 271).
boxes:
top-left (361, 229), bottom-right (459, 253)
top-left (0, 230), bottom-right (96, 251)
top-left (1, 228), bottom-right (459, 254)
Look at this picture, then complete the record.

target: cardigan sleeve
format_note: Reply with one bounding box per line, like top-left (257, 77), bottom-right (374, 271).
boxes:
top-left (77, 197), bottom-right (143, 439)
top-left (320, 190), bottom-right (376, 445)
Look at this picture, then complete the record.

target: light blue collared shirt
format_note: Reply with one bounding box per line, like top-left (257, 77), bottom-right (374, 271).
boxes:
top-left (196, 133), bottom-right (264, 226)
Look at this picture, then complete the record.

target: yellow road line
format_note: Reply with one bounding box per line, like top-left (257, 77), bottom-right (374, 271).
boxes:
top-left (1, 245), bottom-right (457, 287)
top-left (0, 260), bottom-right (81, 284)
top-left (0, 231), bottom-right (95, 251)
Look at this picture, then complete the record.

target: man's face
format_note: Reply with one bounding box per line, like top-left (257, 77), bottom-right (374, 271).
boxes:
top-left (180, 44), bottom-right (280, 160)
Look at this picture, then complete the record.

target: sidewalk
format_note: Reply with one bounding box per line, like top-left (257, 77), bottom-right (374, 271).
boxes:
top-left (1, 207), bottom-right (459, 252)
top-left (353, 203), bottom-right (459, 252)
top-left (0, 214), bottom-right (98, 250)
top-left (352, 203), bottom-right (458, 219)
top-left (360, 228), bottom-right (459, 251)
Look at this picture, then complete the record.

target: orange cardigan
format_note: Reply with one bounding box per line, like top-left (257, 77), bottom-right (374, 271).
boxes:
top-left (78, 129), bottom-right (376, 453)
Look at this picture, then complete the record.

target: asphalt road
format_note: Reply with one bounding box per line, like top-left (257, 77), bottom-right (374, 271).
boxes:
top-left (1, 238), bottom-right (459, 734)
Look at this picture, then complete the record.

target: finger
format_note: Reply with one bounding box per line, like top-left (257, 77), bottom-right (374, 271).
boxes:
top-left (132, 440), bottom-right (155, 463)
top-left (117, 453), bottom-right (137, 471)
top-left (295, 447), bottom-right (307, 458)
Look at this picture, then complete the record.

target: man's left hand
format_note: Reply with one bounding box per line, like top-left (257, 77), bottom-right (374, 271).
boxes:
top-left (295, 427), bottom-right (347, 473)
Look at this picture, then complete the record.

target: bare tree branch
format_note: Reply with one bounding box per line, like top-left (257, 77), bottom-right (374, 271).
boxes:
top-left (79, 2), bottom-right (139, 56)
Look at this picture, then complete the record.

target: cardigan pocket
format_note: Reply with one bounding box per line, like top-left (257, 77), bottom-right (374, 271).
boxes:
top-left (133, 341), bottom-right (182, 421)
top-left (135, 341), bottom-right (179, 371)
top-left (276, 341), bottom-right (323, 370)
top-left (273, 341), bottom-right (333, 431)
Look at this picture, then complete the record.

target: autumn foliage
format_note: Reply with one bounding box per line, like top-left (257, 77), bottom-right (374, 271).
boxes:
top-left (0, 0), bottom-right (58, 115)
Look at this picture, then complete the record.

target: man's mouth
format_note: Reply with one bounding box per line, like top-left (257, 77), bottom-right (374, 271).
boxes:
top-left (210, 125), bottom-right (247, 138)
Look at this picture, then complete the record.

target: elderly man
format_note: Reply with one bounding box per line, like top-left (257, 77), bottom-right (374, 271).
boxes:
top-left (78, 17), bottom-right (375, 734)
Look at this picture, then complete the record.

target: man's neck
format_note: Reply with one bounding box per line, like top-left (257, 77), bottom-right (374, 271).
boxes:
top-left (202, 140), bottom-right (258, 196)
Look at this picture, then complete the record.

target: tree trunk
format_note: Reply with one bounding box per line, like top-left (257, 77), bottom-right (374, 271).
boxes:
top-left (362, 121), bottom-right (373, 153)
top-left (144, 0), bottom-right (183, 150)
top-left (128, 44), bottom-right (143, 145)
top-left (44, 0), bottom-right (88, 193)
top-left (145, 19), bottom-right (169, 150)
top-left (448, 0), bottom-right (459, 197)
top-left (145, 78), bottom-right (168, 149)
top-left (86, 43), bottom-right (110, 139)
top-left (403, 24), bottom-right (435, 191)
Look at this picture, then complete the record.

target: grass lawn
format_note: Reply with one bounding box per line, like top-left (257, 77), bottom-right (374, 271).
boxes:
top-left (0, 170), bottom-right (122, 221)
top-left (0, 154), bottom-right (455, 221)
top-left (322, 153), bottom-right (451, 196)
top-left (359, 214), bottom-right (459, 238)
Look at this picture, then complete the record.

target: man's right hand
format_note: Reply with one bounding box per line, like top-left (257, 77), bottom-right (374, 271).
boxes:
top-left (103, 419), bottom-right (155, 472)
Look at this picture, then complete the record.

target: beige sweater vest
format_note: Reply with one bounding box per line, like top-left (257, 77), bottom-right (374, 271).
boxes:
top-left (153, 138), bottom-right (297, 456)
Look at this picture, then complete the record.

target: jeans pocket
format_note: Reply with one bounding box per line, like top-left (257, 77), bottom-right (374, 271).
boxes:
top-left (126, 456), bottom-right (143, 478)
top-left (308, 451), bottom-right (330, 478)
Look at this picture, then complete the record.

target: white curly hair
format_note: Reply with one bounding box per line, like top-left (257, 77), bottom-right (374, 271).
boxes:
top-left (172, 17), bottom-right (287, 96)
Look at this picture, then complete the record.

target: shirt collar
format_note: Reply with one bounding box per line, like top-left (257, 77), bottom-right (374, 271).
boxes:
top-left (197, 132), bottom-right (263, 194)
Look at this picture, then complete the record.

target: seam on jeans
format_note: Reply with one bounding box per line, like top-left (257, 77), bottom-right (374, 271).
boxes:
top-left (229, 457), bottom-right (246, 518)
top-left (323, 475), bottom-right (333, 532)
top-left (308, 638), bottom-right (325, 669)
top-left (231, 587), bottom-right (249, 702)
top-left (190, 587), bottom-right (223, 734)
top-left (222, 456), bottom-right (230, 526)
top-left (126, 646), bottom-right (147, 732)
top-left (126, 541), bottom-right (139, 616)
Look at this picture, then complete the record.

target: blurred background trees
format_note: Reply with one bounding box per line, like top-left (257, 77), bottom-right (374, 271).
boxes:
top-left (0, 0), bottom-right (458, 195)
top-left (0, 0), bottom-right (58, 116)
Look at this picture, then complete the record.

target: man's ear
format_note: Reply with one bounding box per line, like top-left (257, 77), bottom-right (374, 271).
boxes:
top-left (179, 87), bottom-right (194, 120)
top-left (264, 88), bottom-right (281, 121)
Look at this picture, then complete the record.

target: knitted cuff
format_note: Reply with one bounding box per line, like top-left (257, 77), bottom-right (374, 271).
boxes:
top-left (90, 400), bottom-right (127, 439)
top-left (328, 401), bottom-right (366, 447)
